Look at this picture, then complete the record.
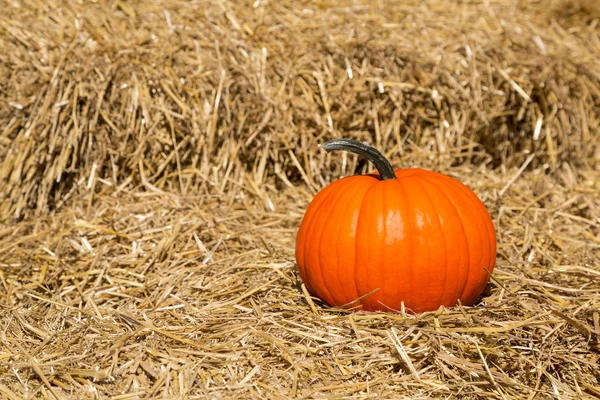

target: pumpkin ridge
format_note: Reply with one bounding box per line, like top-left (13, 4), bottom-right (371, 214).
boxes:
top-left (380, 182), bottom-right (399, 311)
top-left (418, 174), bottom-right (471, 303)
top-left (298, 181), bottom-right (340, 294)
top-left (420, 174), bottom-right (472, 303)
top-left (396, 177), bottom-right (415, 312)
top-left (353, 179), bottom-right (381, 310)
top-left (430, 175), bottom-right (489, 303)
top-left (414, 176), bottom-right (451, 309)
top-left (448, 179), bottom-right (497, 276)
top-left (376, 182), bottom-right (387, 310)
top-left (349, 180), bottom-right (376, 309)
top-left (446, 177), bottom-right (495, 301)
top-left (315, 177), bottom-right (359, 305)
top-left (377, 180), bottom-right (394, 309)
top-left (332, 177), bottom-right (369, 305)
top-left (419, 176), bottom-right (467, 305)
top-left (303, 183), bottom-right (343, 304)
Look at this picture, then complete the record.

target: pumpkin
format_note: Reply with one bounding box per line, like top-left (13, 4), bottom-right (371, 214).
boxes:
top-left (295, 138), bottom-right (496, 313)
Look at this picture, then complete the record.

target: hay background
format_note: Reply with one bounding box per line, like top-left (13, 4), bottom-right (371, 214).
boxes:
top-left (1, 0), bottom-right (599, 398)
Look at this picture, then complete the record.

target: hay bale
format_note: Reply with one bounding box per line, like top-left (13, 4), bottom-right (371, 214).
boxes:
top-left (1, 0), bottom-right (599, 220)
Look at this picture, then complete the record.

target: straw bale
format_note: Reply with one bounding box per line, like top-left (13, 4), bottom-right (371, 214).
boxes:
top-left (1, 0), bottom-right (599, 398)
top-left (1, 0), bottom-right (599, 220)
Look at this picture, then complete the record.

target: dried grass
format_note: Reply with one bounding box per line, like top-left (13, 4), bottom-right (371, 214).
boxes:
top-left (1, 0), bottom-right (599, 398)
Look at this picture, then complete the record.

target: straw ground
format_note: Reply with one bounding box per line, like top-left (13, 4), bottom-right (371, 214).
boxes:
top-left (1, 0), bottom-right (599, 398)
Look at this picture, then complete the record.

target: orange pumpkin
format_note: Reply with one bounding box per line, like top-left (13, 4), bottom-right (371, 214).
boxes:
top-left (295, 139), bottom-right (497, 313)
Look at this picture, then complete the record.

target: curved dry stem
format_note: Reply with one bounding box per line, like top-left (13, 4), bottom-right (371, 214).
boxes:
top-left (321, 138), bottom-right (396, 180)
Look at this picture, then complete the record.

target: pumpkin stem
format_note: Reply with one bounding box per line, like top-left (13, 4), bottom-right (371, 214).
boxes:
top-left (321, 138), bottom-right (397, 180)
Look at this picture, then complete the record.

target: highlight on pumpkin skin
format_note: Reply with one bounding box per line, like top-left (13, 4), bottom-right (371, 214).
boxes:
top-left (296, 138), bottom-right (497, 313)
